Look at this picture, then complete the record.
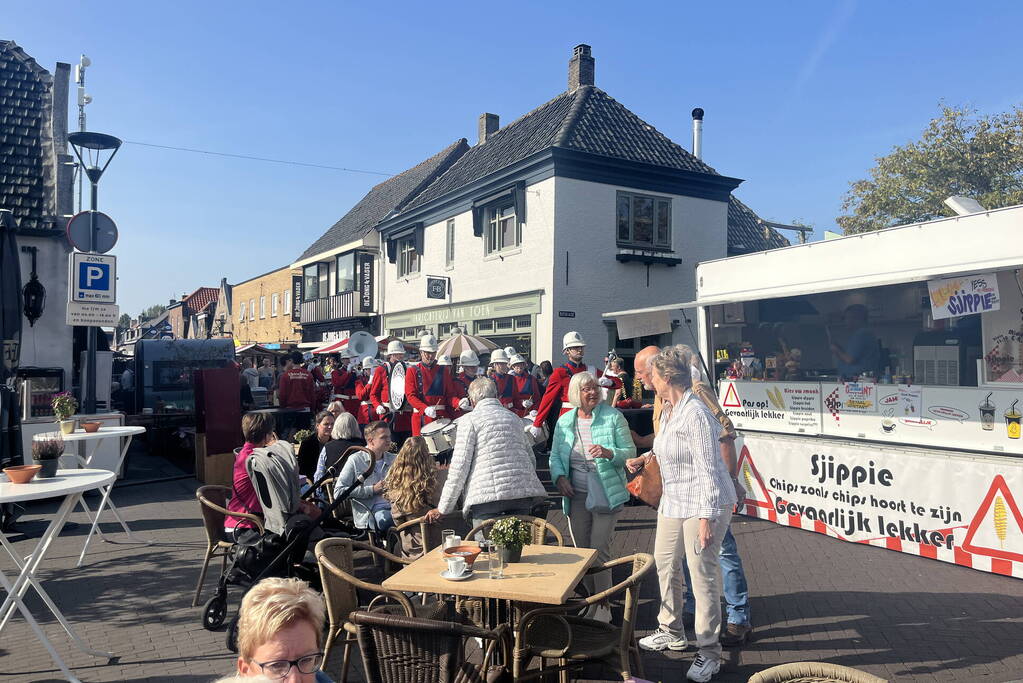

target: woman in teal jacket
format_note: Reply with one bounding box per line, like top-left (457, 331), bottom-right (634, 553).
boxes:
top-left (551, 371), bottom-right (635, 610)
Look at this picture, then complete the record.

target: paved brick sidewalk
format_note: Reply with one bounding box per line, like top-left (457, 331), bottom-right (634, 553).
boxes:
top-left (2, 474), bottom-right (1023, 682)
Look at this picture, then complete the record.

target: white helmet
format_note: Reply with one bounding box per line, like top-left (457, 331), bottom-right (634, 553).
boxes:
top-left (338, 346), bottom-right (353, 359)
top-left (418, 334), bottom-right (439, 353)
top-left (361, 356), bottom-right (379, 369)
top-left (385, 340), bottom-right (406, 356)
top-left (509, 354), bottom-right (527, 367)
top-left (562, 331), bottom-right (586, 350)
top-left (437, 353), bottom-right (453, 366)
top-left (459, 350), bottom-right (479, 367)
top-left (489, 348), bottom-right (510, 365)
top-left (504, 346), bottom-right (516, 357)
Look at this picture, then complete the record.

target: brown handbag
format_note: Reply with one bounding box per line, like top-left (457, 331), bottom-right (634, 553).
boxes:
top-left (626, 456), bottom-right (662, 508)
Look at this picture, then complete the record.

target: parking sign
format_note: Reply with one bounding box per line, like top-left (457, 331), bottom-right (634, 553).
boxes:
top-left (69, 252), bottom-right (116, 303)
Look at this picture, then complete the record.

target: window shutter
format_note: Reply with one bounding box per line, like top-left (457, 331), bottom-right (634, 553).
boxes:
top-left (471, 205), bottom-right (485, 237)
top-left (413, 224), bottom-right (425, 255)
top-left (514, 181), bottom-right (526, 225)
top-left (386, 238), bottom-right (398, 263)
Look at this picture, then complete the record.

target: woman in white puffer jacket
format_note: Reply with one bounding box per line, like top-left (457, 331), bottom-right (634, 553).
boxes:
top-left (426, 378), bottom-right (547, 528)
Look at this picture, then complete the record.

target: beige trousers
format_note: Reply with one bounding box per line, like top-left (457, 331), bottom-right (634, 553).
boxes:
top-left (568, 495), bottom-right (620, 596)
top-left (653, 510), bottom-right (733, 657)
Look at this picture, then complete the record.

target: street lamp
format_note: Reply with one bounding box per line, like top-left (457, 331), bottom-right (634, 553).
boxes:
top-left (68, 131), bottom-right (121, 414)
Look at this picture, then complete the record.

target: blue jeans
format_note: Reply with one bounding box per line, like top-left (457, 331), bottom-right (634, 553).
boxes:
top-left (683, 526), bottom-right (750, 626)
top-left (370, 508), bottom-right (394, 535)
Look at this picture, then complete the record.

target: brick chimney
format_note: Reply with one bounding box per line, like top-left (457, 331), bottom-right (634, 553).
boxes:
top-left (478, 113), bottom-right (499, 144)
top-left (568, 44), bottom-right (594, 90)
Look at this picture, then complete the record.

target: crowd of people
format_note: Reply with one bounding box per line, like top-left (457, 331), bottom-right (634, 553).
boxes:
top-left (219, 330), bottom-right (752, 683)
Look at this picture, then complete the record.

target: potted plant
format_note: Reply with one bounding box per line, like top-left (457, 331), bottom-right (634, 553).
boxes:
top-left (292, 429), bottom-right (312, 449)
top-left (52, 392), bottom-right (78, 435)
top-left (31, 433), bottom-right (64, 479)
top-left (489, 517), bottom-right (532, 563)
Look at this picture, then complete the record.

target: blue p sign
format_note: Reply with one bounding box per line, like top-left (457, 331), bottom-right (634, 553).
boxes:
top-left (79, 263), bottom-right (110, 290)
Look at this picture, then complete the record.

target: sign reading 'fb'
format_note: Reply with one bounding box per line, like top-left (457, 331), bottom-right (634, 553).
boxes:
top-left (69, 252), bottom-right (116, 304)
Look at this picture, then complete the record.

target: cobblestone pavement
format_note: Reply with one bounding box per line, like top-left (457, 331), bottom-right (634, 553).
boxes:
top-left (2, 460), bottom-right (1023, 682)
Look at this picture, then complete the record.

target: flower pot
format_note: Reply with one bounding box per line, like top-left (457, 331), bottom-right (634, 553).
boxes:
top-left (33, 458), bottom-right (59, 479)
top-left (498, 545), bottom-right (523, 563)
top-left (59, 419), bottom-right (75, 435)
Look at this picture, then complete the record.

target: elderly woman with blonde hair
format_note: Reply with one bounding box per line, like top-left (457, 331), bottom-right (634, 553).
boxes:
top-left (233, 576), bottom-right (332, 681)
top-left (549, 371), bottom-right (634, 617)
top-left (629, 344), bottom-right (736, 682)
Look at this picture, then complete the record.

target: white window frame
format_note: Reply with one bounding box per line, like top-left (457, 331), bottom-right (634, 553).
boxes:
top-left (284, 290), bottom-right (291, 315)
top-left (239, 301), bottom-right (246, 322)
top-left (249, 299), bottom-right (256, 321)
top-left (397, 236), bottom-right (420, 278)
top-left (259, 296), bottom-right (266, 319)
top-left (485, 203), bottom-right (519, 255)
top-left (271, 293), bottom-right (279, 317)
top-left (617, 191), bottom-right (672, 250)
top-left (445, 219), bottom-right (455, 267)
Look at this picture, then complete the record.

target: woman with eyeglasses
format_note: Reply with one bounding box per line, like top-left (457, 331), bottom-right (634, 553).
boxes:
top-left (234, 577), bottom-right (332, 681)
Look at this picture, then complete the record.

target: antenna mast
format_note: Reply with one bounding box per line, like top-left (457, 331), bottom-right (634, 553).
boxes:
top-left (73, 54), bottom-right (92, 211)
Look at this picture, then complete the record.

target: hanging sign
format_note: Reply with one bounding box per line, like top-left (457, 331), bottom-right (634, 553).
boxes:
top-left (928, 273), bottom-right (1000, 320)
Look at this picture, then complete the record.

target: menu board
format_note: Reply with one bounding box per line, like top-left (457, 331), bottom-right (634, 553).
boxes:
top-left (718, 381), bottom-right (822, 436)
top-left (982, 271), bottom-right (1023, 384)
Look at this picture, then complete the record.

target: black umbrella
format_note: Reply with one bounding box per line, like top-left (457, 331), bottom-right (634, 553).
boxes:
top-left (0, 209), bottom-right (23, 473)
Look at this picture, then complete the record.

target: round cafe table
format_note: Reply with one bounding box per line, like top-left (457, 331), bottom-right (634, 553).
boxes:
top-left (60, 425), bottom-right (148, 566)
top-left (0, 469), bottom-right (118, 682)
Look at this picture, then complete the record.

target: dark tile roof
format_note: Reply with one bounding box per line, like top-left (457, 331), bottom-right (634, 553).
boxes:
top-left (404, 86), bottom-right (717, 212)
top-left (727, 195), bottom-right (791, 254)
top-left (0, 40), bottom-right (52, 231)
top-left (297, 139), bottom-right (469, 261)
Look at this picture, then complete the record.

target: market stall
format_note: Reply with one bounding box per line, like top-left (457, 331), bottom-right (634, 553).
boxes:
top-left (605, 204), bottom-right (1023, 578)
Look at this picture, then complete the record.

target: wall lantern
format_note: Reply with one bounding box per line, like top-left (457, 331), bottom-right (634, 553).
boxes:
top-left (20, 246), bottom-right (45, 327)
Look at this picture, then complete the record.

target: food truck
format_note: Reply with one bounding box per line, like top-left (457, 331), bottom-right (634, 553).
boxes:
top-left (606, 204), bottom-right (1023, 578)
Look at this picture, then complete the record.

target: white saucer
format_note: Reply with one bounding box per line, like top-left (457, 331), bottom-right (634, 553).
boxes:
top-left (440, 568), bottom-right (473, 581)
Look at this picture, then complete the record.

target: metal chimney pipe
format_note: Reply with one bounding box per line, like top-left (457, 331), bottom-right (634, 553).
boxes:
top-left (691, 107), bottom-right (704, 160)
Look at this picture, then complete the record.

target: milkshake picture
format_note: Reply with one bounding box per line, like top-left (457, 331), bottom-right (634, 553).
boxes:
top-left (1005, 399), bottom-right (1021, 440)
top-left (980, 392), bottom-right (996, 431)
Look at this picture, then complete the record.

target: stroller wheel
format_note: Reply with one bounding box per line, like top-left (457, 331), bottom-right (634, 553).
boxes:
top-left (226, 614), bottom-right (240, 652)
top-left (202, 594), bottom-right (227, 630)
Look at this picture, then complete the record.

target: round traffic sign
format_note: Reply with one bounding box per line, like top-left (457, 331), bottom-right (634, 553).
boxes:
top-left (66, 211), bottom-right (118, 253)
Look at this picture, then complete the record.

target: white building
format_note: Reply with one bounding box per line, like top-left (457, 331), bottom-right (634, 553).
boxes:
top-left (374, 45), bottom-right (787, 364)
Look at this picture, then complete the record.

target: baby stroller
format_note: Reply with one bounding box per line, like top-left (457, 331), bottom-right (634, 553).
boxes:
top-left (200, 444), bottom-right (374, 635)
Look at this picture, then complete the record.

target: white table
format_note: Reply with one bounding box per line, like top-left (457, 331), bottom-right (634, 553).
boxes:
top-left (0, 469), bottom-right (118, 682)
top-left (60, 425), bottom-right (148, 566)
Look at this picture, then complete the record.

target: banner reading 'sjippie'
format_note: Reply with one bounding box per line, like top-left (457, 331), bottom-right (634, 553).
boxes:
top-left (735, 432), bottom-right (1023, 578)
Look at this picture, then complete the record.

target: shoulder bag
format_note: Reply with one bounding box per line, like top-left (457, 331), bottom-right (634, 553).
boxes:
top-left (626, 455), bottom-right (662, 508)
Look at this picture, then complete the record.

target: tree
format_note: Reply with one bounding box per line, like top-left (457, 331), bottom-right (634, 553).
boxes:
top-left (837, 104), bottom-right (1023, 234)
top-left (139, 304), bottom-right (167, 321)
top-left (117, 313), bottom-right (132, 330)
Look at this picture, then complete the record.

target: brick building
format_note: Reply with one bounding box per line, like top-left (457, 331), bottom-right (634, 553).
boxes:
top-left (230, 266), bottom-right (299, 345)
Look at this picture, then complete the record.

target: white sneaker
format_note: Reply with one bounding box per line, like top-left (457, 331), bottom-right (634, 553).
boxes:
top-left (638, 626), bottom-right (687, 651)
top-left (686, 653), bottom-right (721, 682)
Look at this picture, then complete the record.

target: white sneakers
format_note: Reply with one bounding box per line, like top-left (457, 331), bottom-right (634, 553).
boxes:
top-left (638, 627), bottom-right (687, 651)
top-left (686, 653), bottom-right (721, 682)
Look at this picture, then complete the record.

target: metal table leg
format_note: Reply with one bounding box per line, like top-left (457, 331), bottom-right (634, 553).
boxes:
top-left (76, 434), bottom-right (148, 567)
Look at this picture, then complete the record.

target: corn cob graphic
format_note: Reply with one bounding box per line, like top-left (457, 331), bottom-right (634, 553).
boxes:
top-left (742, 464), bottom-right (754, 496)
top-left (994, 496), bottom-right (1007, 549)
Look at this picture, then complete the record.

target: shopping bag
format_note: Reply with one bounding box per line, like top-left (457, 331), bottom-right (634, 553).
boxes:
top-left (625, 456), bottom-right (662, 508)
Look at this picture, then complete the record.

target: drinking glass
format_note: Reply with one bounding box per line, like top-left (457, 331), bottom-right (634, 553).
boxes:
top-left (489, 545), bottom-right (505, 579)
top-left (442, 529), bottom-right (455, 549)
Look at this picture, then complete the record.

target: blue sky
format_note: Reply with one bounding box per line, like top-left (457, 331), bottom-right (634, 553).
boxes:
top-left (7, 1), bottom-right (1023, 317)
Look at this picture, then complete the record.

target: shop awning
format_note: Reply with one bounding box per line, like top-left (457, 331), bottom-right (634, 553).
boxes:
top-left (602, 300), bottom-right (700, 319)
top-left (312, 339), bottom-right (348, 355)
top-left (235, 343), bottom-right (287, 354)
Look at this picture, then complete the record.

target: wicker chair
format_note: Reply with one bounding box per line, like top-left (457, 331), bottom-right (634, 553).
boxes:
top-left (315, 537), bottom-right (447, 683)
top-left (352, 611), bottom-right (511, 683)
top-left (747, 662), bottom-right (888, 683)
top-left (192, 485), bottom-right (263, 608)
top-left (512, 552), bottom-right (654, 683)
top-left (387, 511), bottom-right (469, 560)
top-left (467, 515), bottom-right (564, 546)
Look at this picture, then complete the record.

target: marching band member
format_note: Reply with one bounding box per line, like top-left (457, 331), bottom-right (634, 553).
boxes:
top-left (370, 340), bottom-right (412, 439)
top-left (330, 348), bottom-right (362, 417)
top-left (488, 348), bottom-right (516, 410)
top-left (509, 353), bottom-right (541, 417)
top-left (445, 350), bottom-right (479, 419)
top-left (355, 356), bottom-right (377, 425)
top-left (405, 334), bottom-right (447, 436)
top-left (528, 331), bottom-right (621, 441)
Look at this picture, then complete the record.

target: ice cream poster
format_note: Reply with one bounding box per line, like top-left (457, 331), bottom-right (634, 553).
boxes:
top-left (928, 273), bottom-right (1000, 320)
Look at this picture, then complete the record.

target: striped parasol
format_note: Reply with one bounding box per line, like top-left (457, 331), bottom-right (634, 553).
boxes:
top-left (437, 327), bottom-right (498, 358)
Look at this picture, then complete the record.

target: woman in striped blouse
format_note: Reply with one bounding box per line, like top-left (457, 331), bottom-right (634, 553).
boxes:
top-left (630, 345), bottom-right (736, 682)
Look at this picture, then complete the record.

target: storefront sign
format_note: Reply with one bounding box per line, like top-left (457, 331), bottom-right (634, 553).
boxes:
top-left (358, 253), bottom-right (374, 312)
top-left (736, 432), bottom-right (1023, 578)
top-left (839, 381), bottom-right (877, 414)
top-left (383, 291), bottom-right (542, 329)
top-left (928, 272), bottom-right (1000, 320)
top-left (292, 276), bottom-right (303, 322)
top-left (614, 309), bottom-right (671, 340)
top-left (426, 277), bottom-right (447, 300)
top-left (719, 381), bottom-right (822, 435)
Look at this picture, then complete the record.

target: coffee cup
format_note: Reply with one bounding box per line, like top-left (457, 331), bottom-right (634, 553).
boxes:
top-left (446, 556), bottom-right (466, 575)
top-left (443, 534), bottom-right (461, 549)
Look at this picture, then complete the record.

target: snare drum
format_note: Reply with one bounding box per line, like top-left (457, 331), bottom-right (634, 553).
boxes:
top-left (440, 422), bottom-right (458, 450)
top-left (421, 418), bottom-right (453, 455)
top-left (522, 417), bottom-right (550, 445)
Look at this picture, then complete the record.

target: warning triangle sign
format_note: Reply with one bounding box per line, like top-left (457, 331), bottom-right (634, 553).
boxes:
top-left (961, 475), bottom-right (1023, 563)
top-left (722, 383), bottom-right (741, 408)
top-left (736, 443), bottom-right (774, 511)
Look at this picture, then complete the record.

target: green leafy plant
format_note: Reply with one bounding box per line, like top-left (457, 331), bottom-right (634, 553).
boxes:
top-left (32, 434), bottom-right (64, 460)
top-left (51, 392), bottom-right (78, 420)
top-left (292, 429), bottom-right (312, 444)
top-left (489, 517), bottom-right (531, 549)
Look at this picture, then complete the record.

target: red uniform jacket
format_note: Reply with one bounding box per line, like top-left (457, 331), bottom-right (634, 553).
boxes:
top-left (330, 368), bottom-right (361, 416)
top-left (278, 367), bottom-right (315, 411)
top-left (511, 372), bottom-right (541, 417)
top-left (354, 376), bottom-right (372, 424)
top-left (532, 361), bottom-right (621, 427)
top-left (444, 371), bottom-right (475, 419)
top-left (369, 363), bottom-right (412, 432)
top-left (405, 361), bottom-right (448, 435)
top-left (492, 372), bottom-right (516, 411)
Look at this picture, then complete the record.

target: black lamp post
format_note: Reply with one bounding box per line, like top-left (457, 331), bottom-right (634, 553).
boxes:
top-left (68, 131), bottom-right (121, 414)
